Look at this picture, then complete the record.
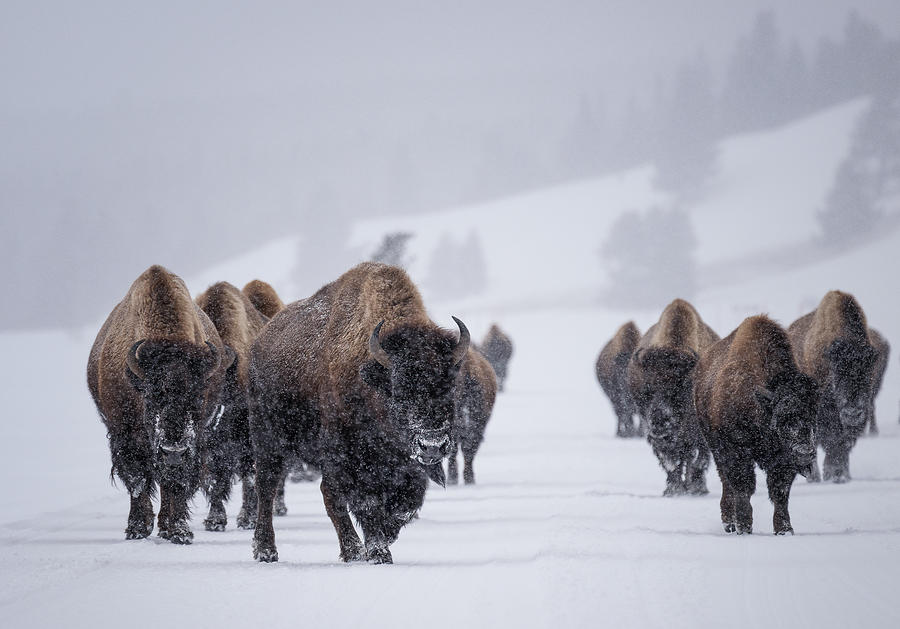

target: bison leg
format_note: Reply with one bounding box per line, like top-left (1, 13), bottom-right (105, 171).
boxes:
top-left (685, 441), bottom-right (711, 496)
top-left (446, 436), bottom-right (460, 485)
top-left (822, 444), bottom-right (851, 483)
top-left (721, 455), bottom-right (755, 535)
top-left (355, 510), bottom-right (395, 565)
top-left (321, 477), bottom-right (363, 562)
top-left (274, 470), bottom-right (288, 517)
top-left (719, 477), bottom-right (736, 533)
top-left (109, 428), bottom-right (155, 539)
top-left (203, 448), bottom-right (233, 532)
top-left (252, 453), bottom-right (283, 562)
top-left (158, 476), bottom-right (195, 545)
top-left (125, 490), bottom-right (154, 539)
top-left (867, 400), bottom-right (878, 436)
top-left (157, 486), bottom-right (172, 539)
top-left (767, 467), bottom-right (796, 535)
top-left (236, 474), bottom-right (258, 530)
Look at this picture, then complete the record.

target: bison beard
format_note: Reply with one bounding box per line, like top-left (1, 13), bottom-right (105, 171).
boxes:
top-left (248, 263), bottom-right (468, 564)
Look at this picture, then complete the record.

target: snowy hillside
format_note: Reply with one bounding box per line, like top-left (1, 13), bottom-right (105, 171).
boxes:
top-left (2, 98), bottom-right (899, 628)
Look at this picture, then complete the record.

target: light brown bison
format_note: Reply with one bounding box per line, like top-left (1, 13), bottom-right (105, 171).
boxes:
top-left (477, 324), bottom-right (513, 391)
top-left (695, 315), bottom-right (819, 535)
top-left (447, 348), bottom-right (497, 485)
top-left (195, 281), bottom-right (268, 531)
top-left (867, 328), bottom-right (889, 435)
top-left (248, 262), bottom-right (469, 563)
top-left (87, 265), bottom-right (232, 544)
top-left (242, 279), bottom-right (285, 319)
top-left (628, 299), bottom-right (719, 496)
top-left (787, 291), bottom-right (879, 483)
top-left (595, 321), bottom-right (643, 438)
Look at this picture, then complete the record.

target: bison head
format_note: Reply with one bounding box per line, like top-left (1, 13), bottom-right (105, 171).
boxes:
top-left (634, 348), bottom-right (698, 442)
top-left (755, 372), bottom-right (819, 476)
top-left (360, 317), bottom-right (470, 467)
top-left (125, 339), bottom-right (234, 470)
top-left (824, 338), bottom-right (878, 429)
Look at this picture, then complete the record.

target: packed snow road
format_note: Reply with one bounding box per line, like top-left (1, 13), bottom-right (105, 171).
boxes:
top-left (2, 310), bottom-right (900, 628)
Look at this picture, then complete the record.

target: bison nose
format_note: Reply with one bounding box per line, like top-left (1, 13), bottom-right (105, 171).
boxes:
top-left (415, 434), bottom-right (449, 465)
top-left (160, 441), bottom-right (189, 466)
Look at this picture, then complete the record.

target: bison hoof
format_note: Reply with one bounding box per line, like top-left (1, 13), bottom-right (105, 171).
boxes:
top-left (366, 547), bottom-right (393, 564)
top-left (723, 522), bottom-right (736, 534)
top-left (204, 518), bottom-right (227, 532)
top-left (236, 510), bottom-right (257, 530)
top-left (253, 540), bottom-right (279, 563)
top-left (736, 524), bottom-right (752, 535)
top-left (274, 503), bottom-right (288, 517)
top-left (168, 526), bottom-right (193, 545)
top-left (663, 485), bottom-right (685, 497)
top-left (774, 527), bottom-right (794, 536)
top-left (158, 528), bottom-right (171, 540)
top-left (340, 544), bottom-right (365, 563)
top-left (125, 525), bottom-right (152, 540)
top-left (688, 483), bottom-right (709, 496)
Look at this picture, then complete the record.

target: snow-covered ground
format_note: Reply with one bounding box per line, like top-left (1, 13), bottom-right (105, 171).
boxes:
top-left (2, 98), bottom-right (899, 628)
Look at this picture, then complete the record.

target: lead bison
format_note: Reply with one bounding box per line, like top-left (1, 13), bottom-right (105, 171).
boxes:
top-left (788, 291), bottom-right (879, 482)
top-left (195, 281), bottom-right (268, 531)
top-left (87, 265), bottom-right (232, 543)
top-left (866, 328), bottom-right (890, 436)
top-left (447, 348), bottom-right (497, 485)
top-left (628, 299), bottom-right (719, 496)
top-left (695, 315), bottom-right (819, 535)
top-left (248, 262), bottom-right (469, 563)
top-left (478, 324), bottom-right (513, 391)
top-left (595, 321), bottom-right (643, 438)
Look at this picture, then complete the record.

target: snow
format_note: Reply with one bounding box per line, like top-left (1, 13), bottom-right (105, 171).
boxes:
top-left (2, 98), bottom-right (900, 628)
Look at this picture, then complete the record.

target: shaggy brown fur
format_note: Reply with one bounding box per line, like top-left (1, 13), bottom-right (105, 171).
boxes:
top-left (867, 328), bottom-right (889, 435)
top-left (249, 262), bottom-right (469, 564)
top-left (478, 324), bottom-right (513, 391)
top-left (448, 348), bottom-right (498, 485)
top-left (195, 282), bottom-right (269, 531)
top-left (86, 265), bottom-right (230, 544)
top-left (242, 279), bottom-right (286, 319)
top-left (695, 316), bottom-right (818, 535)
top-left (628, 299), bottom-right (719, 496)
top-left (787, 291), bottom-right (878, 483)
top-left (595, 321), bottom-right (643, 437)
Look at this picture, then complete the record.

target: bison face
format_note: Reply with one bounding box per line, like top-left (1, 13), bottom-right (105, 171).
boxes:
top-left (360, 318), bottom-right (470, 466)
top-left (125, 340), bottom-right (232, 469)
top-left (825, 339), bottom-right (878, 428)
top-left (757, 373), bottom-right (819, 474)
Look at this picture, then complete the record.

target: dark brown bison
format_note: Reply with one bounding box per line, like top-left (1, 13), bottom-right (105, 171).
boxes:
top-left (248, 262), bottom-right (469, 563)
top-left (447, 348), bottom-right (497, 485)
top-left (595, 321), bottom-right (643, 438)
top-left (477, 324), bottom-right (513, 391)
top-left (867, 328), bottom-right (889, 435)
top-left (695, 315), bottom-right (819, 535)
top-left (87, 265), bottom-right (232, 544)
top-left (242, 279), bottom-right (285, 319)
top-left (788, 291), bottom-right (879, 483)
top-left (195, 281), bottom-right (268, 531)
top-left (627, 299), bottom-right (719, 496)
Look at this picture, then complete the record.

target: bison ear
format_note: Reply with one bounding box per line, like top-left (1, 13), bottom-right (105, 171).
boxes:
top-left (360, 360), bottom-right (392, 396)
top-left (754, 386), bottom-right (775, 414)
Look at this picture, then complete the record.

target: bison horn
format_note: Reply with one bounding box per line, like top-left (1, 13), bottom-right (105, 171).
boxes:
top-left (369, 320), bottom-right (392, 368)
top-left (126, 340), bottom-right (146, 380)
top-left (451, 316), bottom-right (470, 366)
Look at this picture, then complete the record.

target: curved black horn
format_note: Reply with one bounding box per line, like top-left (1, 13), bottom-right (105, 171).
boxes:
top-left (126, 340), bottom-right (146, 380)
top-left (369, 320), bottom-right (392, 368)
top-left (205, 340), bottom-right (222, 374)
top-left (451, 316), bottom-right (470, 365)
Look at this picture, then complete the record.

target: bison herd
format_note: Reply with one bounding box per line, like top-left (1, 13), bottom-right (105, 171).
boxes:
top-left (596, 291), bottom-right (890, 535)
top-left (88, 263), bottom-right (513, 562)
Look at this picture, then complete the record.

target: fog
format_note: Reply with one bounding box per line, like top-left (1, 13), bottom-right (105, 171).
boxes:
top-left (2, 0), bottom-right (899, 328)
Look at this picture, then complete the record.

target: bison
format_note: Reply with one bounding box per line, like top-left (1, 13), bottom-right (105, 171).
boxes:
top-left (627, 299), bottom-right (719, 496)
top-left (595, 321), bottom-right (643, 438)
top-left (694, 315), bottom-right (819, 535)
top-left (195, 281), bottom-right (269, 531)
top-left (866, 328), bottom-right (889, 436)
top-left (447, 348), bottom-right (497, 485)
top-left (248, 262), bottom-right (469, 563)
top-left (242, 279), bottom-right (286, 319)
top-left (788, 291), bottom-right (879, 483)
top-left (86, 265), bottom-right (232, 544)
top-left (477, 324), bottom-right (513, 391)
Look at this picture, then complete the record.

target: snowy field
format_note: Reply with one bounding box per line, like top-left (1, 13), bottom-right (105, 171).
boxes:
top-left (2, 99), bottom-right (900, 628)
